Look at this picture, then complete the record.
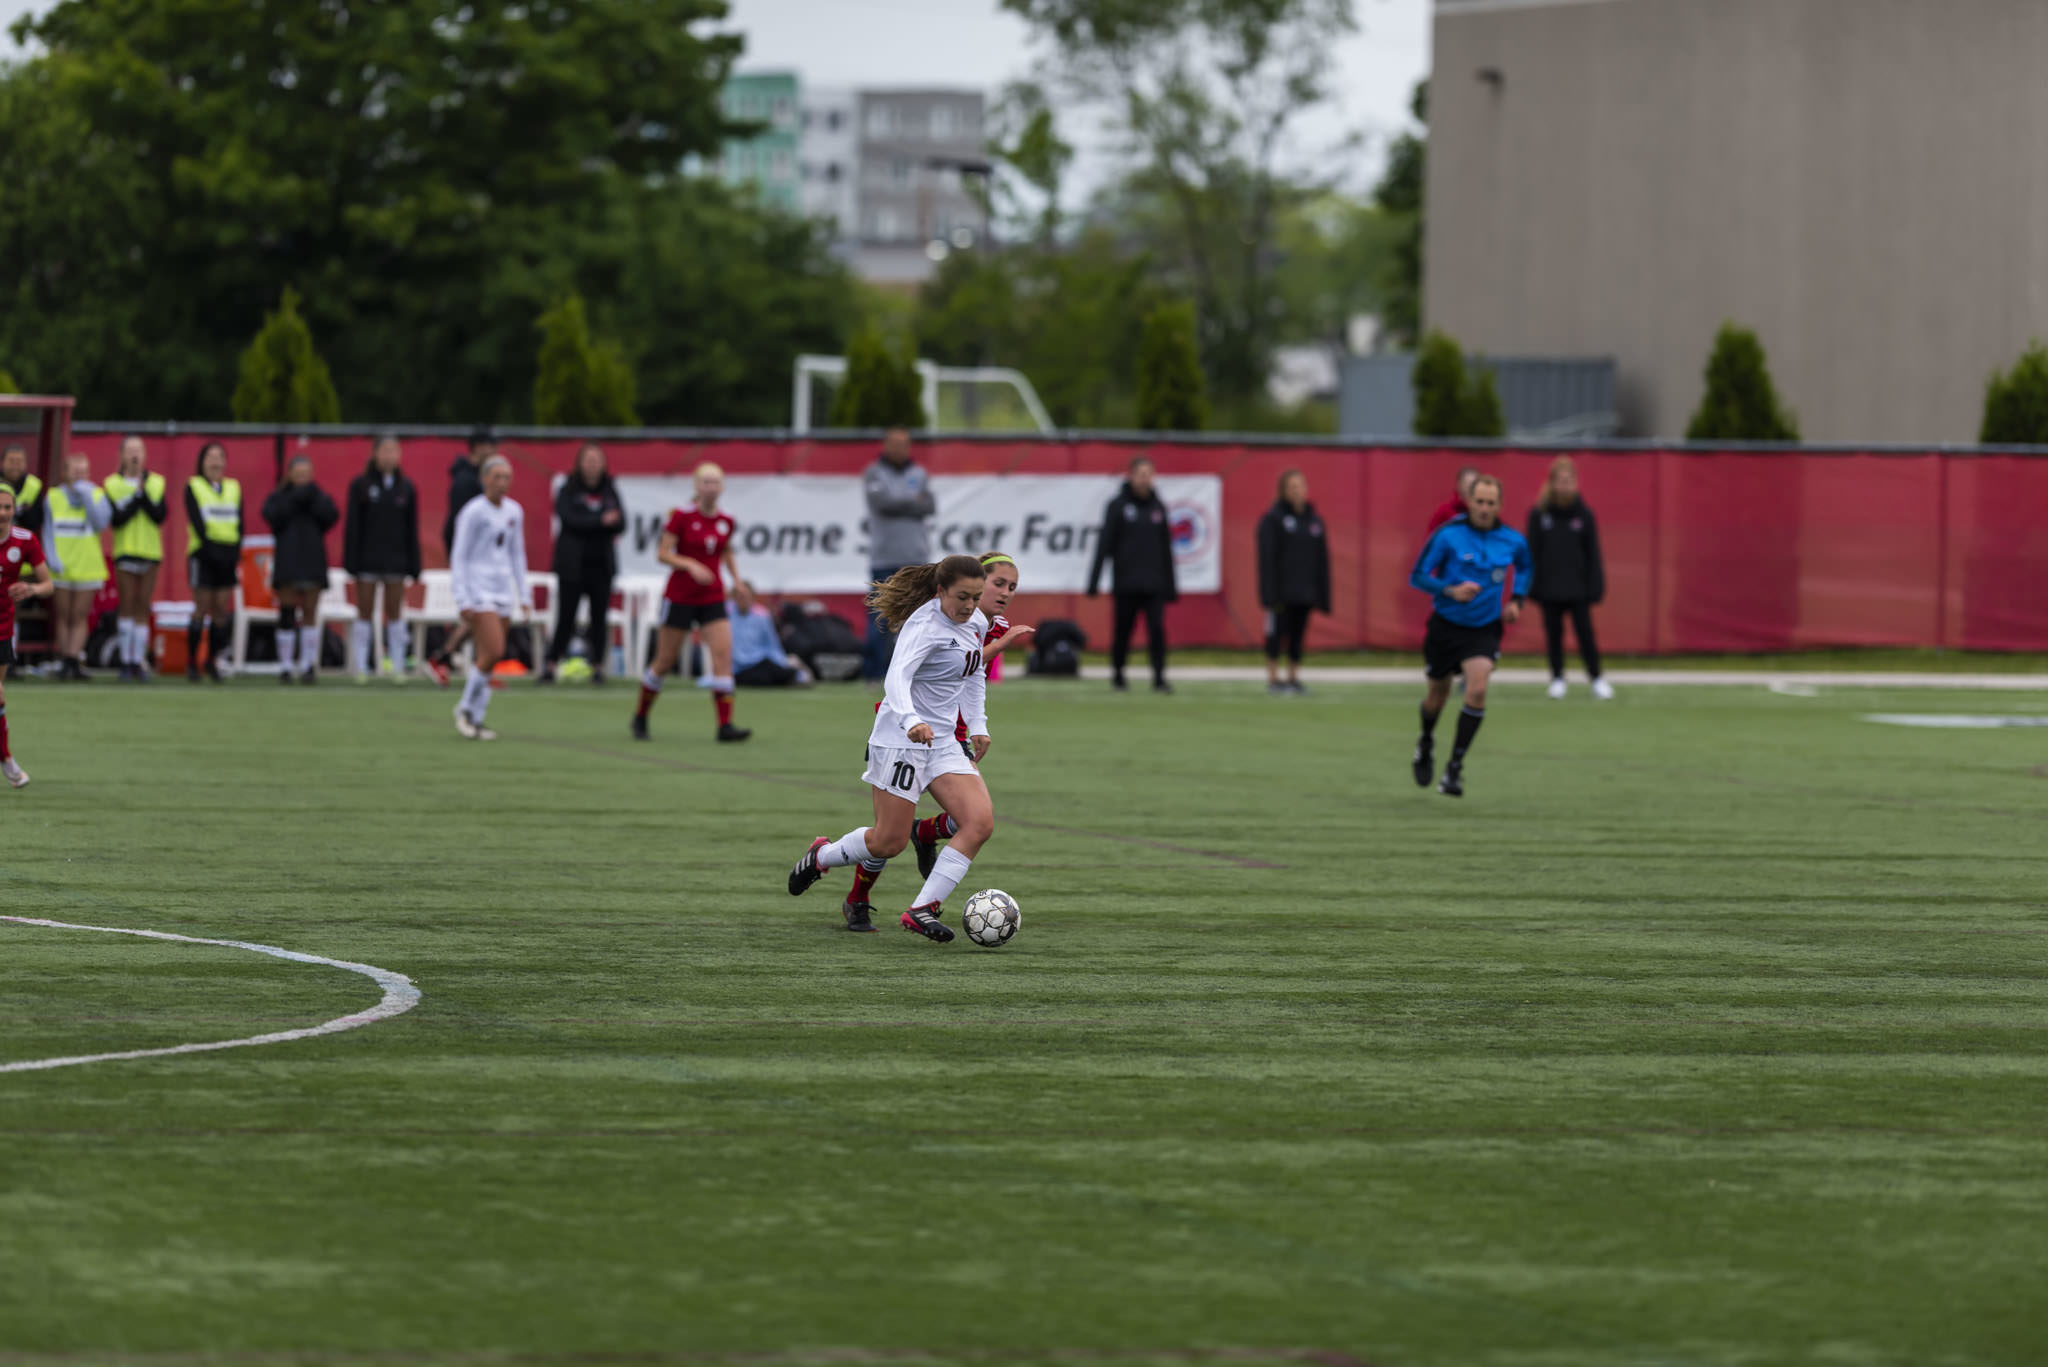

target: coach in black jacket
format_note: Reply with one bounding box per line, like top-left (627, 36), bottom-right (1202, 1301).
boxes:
top-left (343, 437), bottom-right (422, 675)
top-left (1525, 456), bottom-right (1611, 700)
top-left (1086, 456), bottom-right (1177, 692)
top-left (1256, 470), bottom-right (1331, 694)
top-left (545, 442), bottom-right (625, 681)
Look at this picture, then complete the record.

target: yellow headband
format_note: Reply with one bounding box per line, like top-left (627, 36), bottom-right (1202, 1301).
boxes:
top-left (979, 553), bottom-right (1017, 571)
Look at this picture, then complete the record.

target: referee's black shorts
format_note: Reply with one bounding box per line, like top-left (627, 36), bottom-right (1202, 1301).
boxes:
top-left (1423, 612), bottom-right (1503, 679)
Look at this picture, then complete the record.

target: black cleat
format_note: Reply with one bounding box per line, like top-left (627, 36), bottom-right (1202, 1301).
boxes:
top-left (841, 900), bottom-right (878, 933)
top-left (717, 723), bottom-right (752, 743)
top-left (788, 837), bottom-right (829, 896)
top-left (1437, 761), bottom-right (1464, 798)
top-left (186, 665), bottom-right (201, 684)
top-left (630, 713), bottom-right (649, 741)
top-left (1412, 738), bottom-right (1434, 787)
top-left (899, 904), bottom-right (955, 943)
top-left (912, 827), bottom-right (939, 880)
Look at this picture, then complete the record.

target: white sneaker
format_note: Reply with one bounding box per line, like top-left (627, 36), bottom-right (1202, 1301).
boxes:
top-left (453, 702), bottom-right (479, 739)
top-left (2, 758), bottom-right (27, 789)
top-left (1591, 678), bottom-right (1615, 701)
top-left (1546, 678), bottom-right (1568, 700)
top-left (474, 724), bottom-right (498, 742)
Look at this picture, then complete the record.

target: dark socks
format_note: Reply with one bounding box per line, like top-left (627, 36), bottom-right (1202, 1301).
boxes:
top-left (210, 619), bottom-right (231, 666)
top-left (1452, 705), bottom-right (1485, 761)
top-left (1419, 703), bottom-right (1442, 739)
top-left (186, 620), bottom-right (204, 663)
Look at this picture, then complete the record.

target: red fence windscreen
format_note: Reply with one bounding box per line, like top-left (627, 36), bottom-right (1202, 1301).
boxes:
top-left (63, 432), bottom-right (2048, 653)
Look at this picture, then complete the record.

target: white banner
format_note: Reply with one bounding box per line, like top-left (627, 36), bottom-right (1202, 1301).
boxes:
top-left (608, 474), bottom-right (1221, 594)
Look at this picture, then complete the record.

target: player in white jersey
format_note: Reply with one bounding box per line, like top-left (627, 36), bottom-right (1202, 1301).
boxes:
top-left (448, 456), bottom-right (531, 740)
top-left (787, 554), bottom-right (997, 941)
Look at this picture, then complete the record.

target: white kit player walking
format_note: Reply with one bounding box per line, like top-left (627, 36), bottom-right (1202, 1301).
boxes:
top-left (448, 456), bottom-right (531, 740)
top-left (786, 554), bottom-right (998, 941)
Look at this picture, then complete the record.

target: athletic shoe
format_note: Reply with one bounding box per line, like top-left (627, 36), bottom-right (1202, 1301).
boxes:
top-left (453, 703), bottom-right (479, 739)
top-left (912, 826), bottom-right (939, 879)
top-left (716, 723), bottom-right (752, 743)
top-left (186, 665), bottom-right (201, 684)
top-left (473, 724), bottom-right (498, 741)
top-left (841, 900), bottom-right (878, 933)
top-left (788, 837), bottom-right (829, 896)
top-left (301, 669), bottom-right (318, 685)
top-left (630, 714), bottom-right (650, 741)
top-left (354, 672), bottom-right (371, 686)
top-left (425, 658), bottom-right (451, 687)
top-left (206, 660), bottom-right (225, 684)
top-left (1437, 761), bottom-right (1464, 798)
top-left (537, 664), bottom-right (557, 684)
top-left (1289, 681), bottom-right (1309, 695)
top-left (1547, 678), bottom-right (1568, 700)
top-left (590, 670), bottom-right (606, 686)
top-left (2, 758), bottom-right (28, 789)
top-left (1267, 682), bottom-right (1291, 695)
top-left (278, 670), bottom-right (294, 686)
top-left (1412, 738), bottom-right (1434, 788)
top-left (1153, 681), bottom-right (1173, 695)
top-left (1111, 677), bottom-right (1128, 692)
top-left (899, 905), bottom-right (955, 943)
top-left (1592, 678), bottom-right (1615, 701)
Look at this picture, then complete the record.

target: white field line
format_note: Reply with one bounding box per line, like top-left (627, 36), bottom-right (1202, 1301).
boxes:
top-left (0, 916), bottom-right (420, 1074)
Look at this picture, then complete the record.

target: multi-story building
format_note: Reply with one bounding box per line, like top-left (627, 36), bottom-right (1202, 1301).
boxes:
top-left (850, 89), bottom-right (990, 285)
top-left (705, 71), bottom-right (802, 216)
top-left (1424, 0), bottom-right (2048, 443)
top-left (799, 86), bottom-right (860, 241)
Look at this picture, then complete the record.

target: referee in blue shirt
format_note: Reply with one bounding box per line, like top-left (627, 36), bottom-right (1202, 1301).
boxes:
top-left (1408, 474), bottom-right (1531, 796)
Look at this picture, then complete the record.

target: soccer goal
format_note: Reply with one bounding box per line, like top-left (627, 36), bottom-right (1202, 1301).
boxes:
top-left (791, 355), bottom-right (1055, 435)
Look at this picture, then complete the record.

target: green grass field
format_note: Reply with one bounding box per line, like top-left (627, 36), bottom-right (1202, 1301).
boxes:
top-left (2, 674), bottom-right (2045, 1367)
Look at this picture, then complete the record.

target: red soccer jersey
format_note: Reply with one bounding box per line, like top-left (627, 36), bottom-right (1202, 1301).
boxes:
top-left (662, 505), bottom-right (736, 606)
top-left (953, 615), bottom-right (1011, 742)
top-left (0, 527), bottom-right (46, 636)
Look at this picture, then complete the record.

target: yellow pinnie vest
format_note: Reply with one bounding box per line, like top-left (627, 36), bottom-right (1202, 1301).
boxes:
top-left (187, 476), bottom-right (242, 553)
top-left (45, 484), bottom-right (109, 584)
top-left (104, 471), bottom-right (167, 561)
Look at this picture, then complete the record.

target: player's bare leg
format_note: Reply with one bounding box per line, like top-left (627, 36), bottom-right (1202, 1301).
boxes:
top-left (897, 771), bottom-right (992, 939)
top-left (0, 664), bottom-right (24, 788)
top-left (632, 625), bottom-right (688, 739)
top-left (794, 788), bottom-right (917, 933)
top-left (699, 616), bottom-right (749, 743)
top-left (455, 609), bottom-right (505, 739)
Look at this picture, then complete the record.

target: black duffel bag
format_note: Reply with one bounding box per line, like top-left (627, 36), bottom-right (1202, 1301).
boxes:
top-left (1028, 619), bottom-right (1087, 677)
top-left (779, 602), bottom-right (864, 681)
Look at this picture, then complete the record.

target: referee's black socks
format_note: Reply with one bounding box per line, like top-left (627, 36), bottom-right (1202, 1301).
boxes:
top-left (1418, 702), bottom-right (1442, 738)
top-left (1451, 705), bottom-right (1485, 760)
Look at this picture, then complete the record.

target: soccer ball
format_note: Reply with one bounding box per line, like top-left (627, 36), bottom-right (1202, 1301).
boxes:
top-left (961, 889), bottom-right (1021, 948)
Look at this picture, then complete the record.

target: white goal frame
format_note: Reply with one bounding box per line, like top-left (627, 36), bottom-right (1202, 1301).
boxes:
top-left (791, 355), bottom-right (1055, 435)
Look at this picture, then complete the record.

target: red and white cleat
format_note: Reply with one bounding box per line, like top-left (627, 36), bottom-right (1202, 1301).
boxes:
top-left (425, 658), bottom-right (451, 688)
top-left (899, 905), bottom-right (955, 943)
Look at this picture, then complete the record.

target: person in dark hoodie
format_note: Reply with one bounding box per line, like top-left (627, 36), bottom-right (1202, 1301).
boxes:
top-left (1257, 469), bottom-right (1332, 695)
top-left (1085, 455), bottom-right (1177, 693)
top-left (262, 455), bottom-right (340, 684)
top-left (542, 441), bottom-right (624, 683)
top-left (426, 426), bottom-right (496, 685)
top-left (1526, 455), bottom-right (1612, 701)
top-left (344, 433), bottom-right (422, 679)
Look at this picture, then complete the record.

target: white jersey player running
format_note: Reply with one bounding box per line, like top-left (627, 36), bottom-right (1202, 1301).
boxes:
top-left (448, 456), bottom-right (531, 740)
top-left (787, 554), bottom-right (997, 941)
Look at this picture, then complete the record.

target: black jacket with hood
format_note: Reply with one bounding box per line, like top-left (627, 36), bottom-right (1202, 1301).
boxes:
top-left (1256, 499), bottom-right (1332, 612)
top-left (344, 461), bottom-right (422, 579)
top-left (552, 472), bottom-right (625, 578)
top-left (1524, 497), bottom-right (1605, 603)
top-left (262, 480), bottom-right (340, 585)
top-left (1086, 481), bottom-right (1178, 600)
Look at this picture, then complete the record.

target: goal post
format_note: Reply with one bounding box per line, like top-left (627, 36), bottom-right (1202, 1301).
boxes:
top-left (792, 355), bottom-right (1055, 435)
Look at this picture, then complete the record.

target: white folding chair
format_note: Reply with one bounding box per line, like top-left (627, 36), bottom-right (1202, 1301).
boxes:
top-left (615, 575), bottom-right (669, 681)
top-left (524, 570), bottom-right (559, 668)
top-left (231, 586), bottom-right (278, 676)
top-left (404, 570), bottom-right (463, 674)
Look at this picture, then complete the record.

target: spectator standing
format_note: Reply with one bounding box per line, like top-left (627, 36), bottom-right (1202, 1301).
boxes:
top-left (861, 427), bottom-right (934, 682)
top-left (343, 434), bottom-right (422, 680)
top-left (543, 441), bottom-right (624, 683)
top-left (262, 455), bottom-right (339, 684)
top-left (427, 426), bottom-right (497, 684)
top-left (729, 580), bottom-right (811, 687)
top-left (182, 442), bottom-right (241, 682)
top-left (1525, 455), bottom-right (1613, 701)
top-left (1428, 466), bottom-right (1481, 533)
top-left (44, 453), bottom-right (110, 680)
top-left (1086, 456), bottom-right (1177, 693)
top-left (1, 443), bottom-right (45, 539)
top-left (1257, 469), bottom-right (1331, 695)
top-left (103, 435), bottom-right (168, 681)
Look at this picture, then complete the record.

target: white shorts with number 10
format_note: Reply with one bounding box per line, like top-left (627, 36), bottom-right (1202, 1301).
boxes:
top-left (863, 739), bottom-right (978, 802)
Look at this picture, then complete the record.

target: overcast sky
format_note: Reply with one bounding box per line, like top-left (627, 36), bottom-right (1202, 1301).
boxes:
top-left (0, 0), bottom-right (1432, 186)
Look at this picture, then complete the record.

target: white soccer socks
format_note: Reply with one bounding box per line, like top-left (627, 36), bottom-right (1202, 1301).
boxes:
top-left (912, 846), bottom-right (973, 910)
top-left (463, 664), bottom-right (493, 720)
top-left (818, 827), bottom-right (872, 870)
top-left (351, 619), bottom-right (374, 674)
top-left (385, 621), bottom-right (409, 671)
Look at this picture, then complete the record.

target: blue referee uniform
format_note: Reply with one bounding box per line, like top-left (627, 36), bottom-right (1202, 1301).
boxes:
top-left (1410, 514), bottom-right (1531, 796)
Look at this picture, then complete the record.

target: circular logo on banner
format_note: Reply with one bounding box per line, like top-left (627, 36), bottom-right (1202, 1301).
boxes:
top-left (1170, 504), bottom-right (1209, 563)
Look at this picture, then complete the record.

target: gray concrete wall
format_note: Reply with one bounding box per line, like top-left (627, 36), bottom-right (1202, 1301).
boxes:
top-left (1426, 0), bottom-right (2048, 442)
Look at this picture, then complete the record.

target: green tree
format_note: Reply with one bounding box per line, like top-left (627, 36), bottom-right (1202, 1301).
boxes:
top-left (1686, 322), bottom-right (1800, 442)
top-left (1371, 81), bottom-right (1428, 349)
top-left (1979, 342), bottom-right (2048, 445)
top-left (1411, 330), bottom-right (1502, 438)
top-left (0, 0), bottom-right (854, 423)
top-left (830, 328), bottom-right (925, 429)
top-left (1002, 0), bottom-right (1358, 400)
top-left (0, 369), bottom-right (17, 394)
top-left (533, 294), bottom-right (639, 427)
top-left (1274, 191), bottom-right (1405, 354)
top-left (230, 288), bottom-right (341, 423)
top-left (1136, 302), bottom-right (1209, 431)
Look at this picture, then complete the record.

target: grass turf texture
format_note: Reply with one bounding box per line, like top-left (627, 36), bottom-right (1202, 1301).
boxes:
top-left (1, 678), bottom-right (2044, 1367)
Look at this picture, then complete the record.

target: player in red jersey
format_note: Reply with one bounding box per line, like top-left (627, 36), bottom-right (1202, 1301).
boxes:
top-left (839, 551), bottom-right (1036, 925)
top-left (632, 462), bottom-right (751, 743)
top-left (0, 483), bottom-right (56, 788)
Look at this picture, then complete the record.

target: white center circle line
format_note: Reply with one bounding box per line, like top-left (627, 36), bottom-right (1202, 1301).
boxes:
top-left (0, 916), bottom-right (421, 1074)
